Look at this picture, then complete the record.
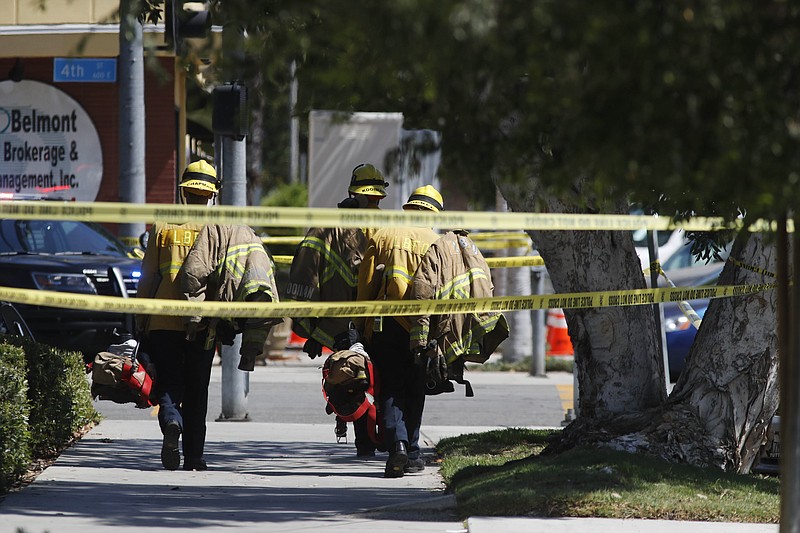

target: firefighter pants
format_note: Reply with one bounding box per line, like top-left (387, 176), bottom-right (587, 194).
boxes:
top-left (146, 330), bottom-right (216, 462)
top-left (369, 317), bottom-right (426, 459)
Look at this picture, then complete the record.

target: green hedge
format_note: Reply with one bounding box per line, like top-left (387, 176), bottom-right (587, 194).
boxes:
top-left (0, 342), bottom-right (30, 488)
top-left (0, 335), bottom-right (99, 490)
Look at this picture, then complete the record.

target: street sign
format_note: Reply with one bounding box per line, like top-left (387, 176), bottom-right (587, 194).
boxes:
top-left (53, 58), bottom-right (117, 83)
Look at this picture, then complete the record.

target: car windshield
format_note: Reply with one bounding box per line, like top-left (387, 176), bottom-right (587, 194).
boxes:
top-left (632, 228), bottom-right (674, 248)
top-left (662, 243), bottom-right (731, 271)
top-left (0, 220), bottom-right (130, 256)
top-left (629, 208), bottom-right (675, 247)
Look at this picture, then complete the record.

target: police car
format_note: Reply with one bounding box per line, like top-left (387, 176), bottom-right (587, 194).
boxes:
top-left (0, 194), bottom-right (142, 359)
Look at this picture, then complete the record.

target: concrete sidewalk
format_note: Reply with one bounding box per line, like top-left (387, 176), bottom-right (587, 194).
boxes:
top-left (0, 420), bottom-right (464, 533)
top-left (0, 419), bottom-right (779, 533)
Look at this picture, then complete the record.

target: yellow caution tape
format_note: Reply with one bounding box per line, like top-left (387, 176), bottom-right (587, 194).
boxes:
top-left (118, 236), bottom-right (141, 247)
top-left (265, 234), bottom-right (532, 250)
top-left (470, 232), bottom-right (529, 241)
top-left (270, 254), bottom-right (543, 268)
top-left (0, 283), bottom-right (774, 319)
top-left (0, 200), bottom-right (742, 231)
top-left (655, 268), bottom-right (704, 329)
top-left (727, 257), bottom-right (777, 279)
top-left (470, 239), bottom-right (532, 250)
top-left (485, 256), bottom-right (545, 267)
top-left (645, 258), bottom-right (777, 281)
top-left (262, 236), bottom-right (304, 246)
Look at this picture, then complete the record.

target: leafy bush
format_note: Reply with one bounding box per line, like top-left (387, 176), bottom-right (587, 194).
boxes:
top-left (261, 182), bottom-right (308, 208)
top-left (258, 182), bottom-right (310, 242)
top-left (0, 341), bottom-right (30, 489)
top-left (1, 335), bottom-right (98, 456)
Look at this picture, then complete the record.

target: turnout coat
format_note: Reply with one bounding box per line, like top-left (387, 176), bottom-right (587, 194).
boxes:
top-left (407, 230), bottom-right (509, 365)
top-left (181, 224), bottom-right (282, 347)
top-left (286, 227), bottom-right (366, 349)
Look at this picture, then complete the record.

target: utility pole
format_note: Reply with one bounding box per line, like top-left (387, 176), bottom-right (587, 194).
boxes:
top-left (780, 215), bottom-right (799, 533)
top-left (118, 0), bottom-right (146, 243)
top-left (215, 22), bottom-right (250, 422)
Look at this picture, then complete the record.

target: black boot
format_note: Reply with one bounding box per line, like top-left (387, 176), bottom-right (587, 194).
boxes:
top-left (161, 420), bottom-right (181, 471)
top-left (384, 441), bottom-right (408, 478)
top-left (183, 457), bottom-right (208, 471)
top-left (335, 417), bottom-right (347, 443)
top-left (404, 457), bottom-right (425, 473)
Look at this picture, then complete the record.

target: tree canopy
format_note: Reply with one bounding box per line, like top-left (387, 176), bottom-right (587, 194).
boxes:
top-left (199, 0), bottom-right (800, 220)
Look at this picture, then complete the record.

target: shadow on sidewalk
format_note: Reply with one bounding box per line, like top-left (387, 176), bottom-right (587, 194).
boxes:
top-left (2, 435), bottom-right (453, 528)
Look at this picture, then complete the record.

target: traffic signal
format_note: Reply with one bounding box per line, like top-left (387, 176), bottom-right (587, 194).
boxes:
top-left (165, 0), bottom-right (211, 54)
top-left (212, 82), bottom-right (248, 141)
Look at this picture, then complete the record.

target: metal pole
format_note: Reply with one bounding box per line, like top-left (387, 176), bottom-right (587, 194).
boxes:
top-left (221, 135), bottom-right (247, 206)
top-left (530, 265), bottom-right (546, 376)
top-left (572, 360), bottom-right (579, 419)
top-left (118, 0), bottom-right (146, 242)
top-left (503, 245), bottom-right (533, 363)
top-left (289, 60), bottom-right (299, 184)
top-left (217, 22), bottom-right (249, 422)
top-left (780, 214), bottom-right (799, 533)
top-left (217, 135), bottom-right (249, 421)
top-left (647, 230), bottom-right (670, 389)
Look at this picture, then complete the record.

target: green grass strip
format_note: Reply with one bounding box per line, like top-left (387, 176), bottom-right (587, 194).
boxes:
top-left (438, 428), bottom-right (779, 522)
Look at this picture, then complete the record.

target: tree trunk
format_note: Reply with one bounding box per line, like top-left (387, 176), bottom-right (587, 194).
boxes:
top-left (498, 178), bottom-right (779, 472)
top-left (606, 232), bottom-right (780, 473)
top-left (498, 180), bottom-right (666, 427)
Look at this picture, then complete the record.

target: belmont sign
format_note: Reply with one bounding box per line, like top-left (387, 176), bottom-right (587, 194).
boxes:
top-left (0, 80), bottom-right (103, 201)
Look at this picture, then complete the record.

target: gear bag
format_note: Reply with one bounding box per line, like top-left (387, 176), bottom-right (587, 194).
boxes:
top-left (321, 348), bottom-right (381, 445)
top-left (88, 338), bottom-right (154, 409)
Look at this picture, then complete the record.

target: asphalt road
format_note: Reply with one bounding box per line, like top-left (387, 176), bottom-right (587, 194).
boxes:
top-left (94, 352), bottom-right (574, 429)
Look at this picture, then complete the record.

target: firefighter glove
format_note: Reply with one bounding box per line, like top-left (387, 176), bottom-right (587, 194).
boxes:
top-left (303, 338), bottom-right (324, 359)
top-left (237, 341), bottom-right (262, 372)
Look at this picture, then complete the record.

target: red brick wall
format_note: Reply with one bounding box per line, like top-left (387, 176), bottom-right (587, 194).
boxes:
top-left (0, 56), bottom-right (177, 205)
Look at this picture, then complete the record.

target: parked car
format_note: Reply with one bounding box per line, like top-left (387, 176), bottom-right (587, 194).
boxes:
top-left (634, 228), bottom-right (687, 270)
top-left (0, 217), bottom-right (141, 360)
top-left (0, 301), bottom-right (35, 339)
top-left (661, 239), bottom-right (731, 271)
top-left (654, 262), bottom-right (724, 381)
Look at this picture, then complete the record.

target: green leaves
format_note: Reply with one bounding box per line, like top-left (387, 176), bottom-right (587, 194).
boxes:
top-left (212, 0), bottom-right (800, 220)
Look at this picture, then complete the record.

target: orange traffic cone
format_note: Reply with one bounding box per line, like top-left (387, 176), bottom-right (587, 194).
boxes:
top-left (286, 330), bottom-right (306, 349)
top-left (546, 308), bottom-right (574, 356)
top-left (285, 323), bottom-right (333, 356)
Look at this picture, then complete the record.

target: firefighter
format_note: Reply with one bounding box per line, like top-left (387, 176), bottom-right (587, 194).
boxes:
top-left (286, 163), bottom-right (389, 457)
top-left (356, 185), bottom-right (443, 478)
top-left (136, 160), bottom-right (220, 472)
top-left (337, 163), bottom-right (389, 210)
